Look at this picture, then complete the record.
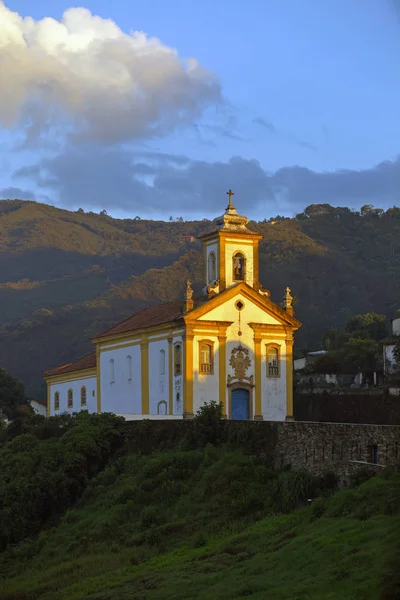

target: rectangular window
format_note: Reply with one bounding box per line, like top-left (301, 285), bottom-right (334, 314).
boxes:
top-left (199, 342), bottom-right (213, 374)
top-left (54, 391), bottom-right (60, 411)
top-left (174, 344), bottom-right (181, 376)
top-left (109, 358), bottom-right (115, 383)
top-left (267, 347), bottom-right (280, 377)
top-left (160, 349), bottom-right (166, 375)
top-left (126, 355), bottom-right (132, 381)
top-left (80, 386), bottom-right (87, 406)
top-left (67, 389), bottom-right (73, 408)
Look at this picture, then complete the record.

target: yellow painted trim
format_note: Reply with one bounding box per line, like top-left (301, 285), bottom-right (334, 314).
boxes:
top-left (92, 321), bottom-right (181, 345)
top-left (80, 385), bottom-right (87, 407)
top-left (186, 281), bottom-right (301, 328)
top-left (265, 342), bottom-right (281, 378)
top-left (45, 368), bottom-right (97, 385)
top-left (198, 338), bottom-right (215, 376)
top-left (46, 382), bottom-right (50, 417)
top-left (141, 334), bottom-right (149, 415)
top-left (168, 335), bottom-right (173, 416)
top-left (203, 242), bottom-right (207, 287)
top-left (219, 235), bottom-right (226, 291)
top-left (99, 340), bottom-right (141, 352)
top-left (184, 331), bottom-right (194, 417)
top-left (54, 390), bottom-right (60, 412)
top-left (218, 330), bottom-right (227, 416)
top-left (285, 335), bottom-right (294, 419)
top-left (253, 239), bottom-right (260, 288)
top-left (96, 346), bottom-right (101, 413)
top-left (67, 388), bottom-right (74, 409)
top-left (198, 230), bottom-right (263, 243)
top-left (249, 323), bottom-right (288, 335)
top-left (254, 335), bottom-right (262, 419)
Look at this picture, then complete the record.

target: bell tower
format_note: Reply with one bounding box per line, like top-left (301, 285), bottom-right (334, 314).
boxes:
top-left (198, 190), bottom-right (264, 296)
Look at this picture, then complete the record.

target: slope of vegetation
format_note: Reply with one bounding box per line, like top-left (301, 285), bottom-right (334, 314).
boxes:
top-left (1, 199), bottom-right (400, 396)
top-left (0, 412), bottom-right (399, 600)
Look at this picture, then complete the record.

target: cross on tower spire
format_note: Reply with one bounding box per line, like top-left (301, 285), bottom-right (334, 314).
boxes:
top-left (226, 189), bottom-right (235, 209)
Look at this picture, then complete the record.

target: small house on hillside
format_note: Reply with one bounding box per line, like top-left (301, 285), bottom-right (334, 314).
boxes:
top-left (382, 313), bottom-right (400, 377)
top-left (294, 350), bottom-right (327, 371)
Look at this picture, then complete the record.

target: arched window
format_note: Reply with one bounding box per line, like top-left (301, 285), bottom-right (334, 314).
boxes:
top-left (208, 251), bottom-right (216, 283)
top-left (266, 346), bottom-right (280, 377)
top-left (174, 344), bottom-right (181, 376)
top-left (67, 389), bottom-right (73, 408)
top-left (109, 358), bottom-right (115, 383)
top-left (80, 386), bottom-right (87, 406)
top-left (54, 391), bottom-right (60, 411)
top-left (126, 355), bottom-right (132, 381)
top-left (232, 252), bottom-right (245, 281)
top-left (160, 349), bottom-right (166, 375)
top-left (199, 341), bottom-right (214, 374)
top-left (157, 400), bottom-right (167, 415)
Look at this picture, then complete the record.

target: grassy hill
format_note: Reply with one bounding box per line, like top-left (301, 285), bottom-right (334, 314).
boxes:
top-left (1, 199), bottom-right (400, 397)
top-left (0, 413), bottom-right (399, 600)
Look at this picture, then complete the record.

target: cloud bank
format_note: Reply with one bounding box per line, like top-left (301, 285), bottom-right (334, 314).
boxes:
top-left (0, 2), bottom-right (220, 145)
top-left (13, 148), bottom-right (400, 217)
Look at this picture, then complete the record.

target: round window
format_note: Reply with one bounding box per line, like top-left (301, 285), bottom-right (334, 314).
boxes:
top-left (235, 300), bottom-right (244, 311)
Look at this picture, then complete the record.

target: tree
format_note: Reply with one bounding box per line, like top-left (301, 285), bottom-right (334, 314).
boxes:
top-left (0, 367), bottom-right (28, 420)
top-left (345, 313), bottom-right (387, 341)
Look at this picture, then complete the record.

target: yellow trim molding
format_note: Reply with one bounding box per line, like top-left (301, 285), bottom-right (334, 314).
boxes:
top-left (168, 334), bottom-right (173, 415)
top-left (183, 330), bottom-right (194, 418)
top-left (96, 346), bottom-right (101, 412)
top-left (219, 235), bottom-right (226, 291)
top-left (46, 382), bottom-right (50, 416)
top-left (285, 334), bottom-right (294, 420)
top-left (254, 335), bottom-right (263, 419)
top-left (141, 334), bottom-right (149, 415)
top-left (45, 367), bottom-right (97, 385)
top-left (218, 328), bottom-right (227, 417)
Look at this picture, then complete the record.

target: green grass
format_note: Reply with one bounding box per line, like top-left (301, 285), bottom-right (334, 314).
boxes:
top-left (0, 447), bottom-right (399, 600)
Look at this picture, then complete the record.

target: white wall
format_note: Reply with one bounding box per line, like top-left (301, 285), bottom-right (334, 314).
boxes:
top-left (192, 333), bottom-right (219, 415)
top-left (100, 344), bottom-right (141, 414)
top-left (384, 344), bottom-right (396, 375)
top-left (49, 376), bottom-right (97, 416)
top-left (225, 239), bottom-right (254, 288)
top-left (30, 400), bottom-right (47, 417)
top-left (392, 317), bottom-right (400, 336)
top-left (261, 339), bottom-right (287, 421)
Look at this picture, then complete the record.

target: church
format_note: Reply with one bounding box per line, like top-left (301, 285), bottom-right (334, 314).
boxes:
top-left (44, 192), bottom-right (301, 421)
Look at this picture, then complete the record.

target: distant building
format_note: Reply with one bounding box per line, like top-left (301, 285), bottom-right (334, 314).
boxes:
top-left (382, 314), bottom-right (400, 376)
top-left (30, 398), bottom-right (48, 417)
top-left (44, 192), bottom-right (301, 422)
top-left (179, 235), bottom-right (196, 243)
top-left (294, 350), bottom-right (327, 371)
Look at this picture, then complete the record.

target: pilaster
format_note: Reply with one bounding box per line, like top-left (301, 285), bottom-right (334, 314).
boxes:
top-left (140, 334), bottom-right (149, 415)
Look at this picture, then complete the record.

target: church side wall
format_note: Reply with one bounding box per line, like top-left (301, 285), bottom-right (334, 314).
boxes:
top-left (99, 344), bottom-right (141, 414)
top-left (192, 334), bottom-right (219, 414)
top-left (49, 376), bottom-right (97, 416)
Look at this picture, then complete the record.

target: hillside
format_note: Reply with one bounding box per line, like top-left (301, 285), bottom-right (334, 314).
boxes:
top-left (0, 413), bottom-right (399, 600)
top-left (1, 199), bottom-right (400, 397)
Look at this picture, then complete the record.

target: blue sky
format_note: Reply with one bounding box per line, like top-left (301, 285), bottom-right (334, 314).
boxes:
top-left (1, 0), bottom-right (400, 219)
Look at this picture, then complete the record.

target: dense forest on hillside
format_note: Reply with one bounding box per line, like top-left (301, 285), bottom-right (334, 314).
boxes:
top-left (0, 199), bottom-right (399, 397)
top-left (0, 412), bottom-right (399, 599)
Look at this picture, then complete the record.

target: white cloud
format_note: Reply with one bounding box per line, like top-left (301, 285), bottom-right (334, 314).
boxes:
top-left (0, 2), bottom-right (220, 144)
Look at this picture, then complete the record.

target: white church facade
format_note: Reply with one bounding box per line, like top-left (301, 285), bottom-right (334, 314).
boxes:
top-left (44, 192), bottom-right (301, 421)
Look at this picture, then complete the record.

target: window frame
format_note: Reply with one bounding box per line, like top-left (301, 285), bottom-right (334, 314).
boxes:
top-left (199, 339), bottom-right (215, 375)
top-left (159, 349), bottom-right (166, 375)
top-left (80, 386), bottom-right (87, 407)
top-left (109, 358), bottom-right (115, 384)
top-left (126, 355), bottom-right (132, 381)
top-left (54, 391), bottom-right (60, 411)
top-left (174, 343), bottom-right (182, 376)
top-left (157, 400), bottom-right (168, 415)
top-left (208, 251), bottom-right (217, 283)
top-left (67, 388), bottom-right (74, 409)
top-left (266, 344), bottom-right (280, 378)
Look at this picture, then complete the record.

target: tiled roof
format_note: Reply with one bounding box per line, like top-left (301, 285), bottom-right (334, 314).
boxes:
top-left (95, 301), bottom-right (185, 339)
top-left (44, 352), bottom-right (97, 377)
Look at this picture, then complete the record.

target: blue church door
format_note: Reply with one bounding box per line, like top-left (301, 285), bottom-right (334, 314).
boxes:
top-left (231, 388), bottom-right (250, 420)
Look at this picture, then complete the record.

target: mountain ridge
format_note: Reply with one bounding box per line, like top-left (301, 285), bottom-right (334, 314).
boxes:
top-left (1, 199), bottom-right (399, 397)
